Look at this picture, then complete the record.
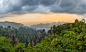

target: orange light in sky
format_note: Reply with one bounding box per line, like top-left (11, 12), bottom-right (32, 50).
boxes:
top-left (0, 13), bottom-right (79, 26)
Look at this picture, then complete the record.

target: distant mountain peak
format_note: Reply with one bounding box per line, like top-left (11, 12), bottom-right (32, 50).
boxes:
top-left (30, 21), bottom-right (68, 28)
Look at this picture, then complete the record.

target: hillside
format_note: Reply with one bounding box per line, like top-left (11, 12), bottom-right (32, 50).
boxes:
top-left (33, 19), bottom-right (86, 52)
top-left (1, 19), bottom-right (86, 52)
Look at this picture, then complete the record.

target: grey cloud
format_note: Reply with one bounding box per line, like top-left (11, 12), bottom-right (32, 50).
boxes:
top-left (50, 0), bottom-right (86, 14)
top-left (0, 0), bottom-right (86, 15)
top-left (40, 0), bottom-right (56, 6)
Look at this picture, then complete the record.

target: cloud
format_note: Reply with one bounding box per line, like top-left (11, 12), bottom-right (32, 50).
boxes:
top-left (0, 0), bottom-right (86, 15)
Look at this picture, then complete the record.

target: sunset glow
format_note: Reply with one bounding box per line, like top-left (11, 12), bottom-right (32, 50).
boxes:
top-left (0, 13), bottom-right (79, 26)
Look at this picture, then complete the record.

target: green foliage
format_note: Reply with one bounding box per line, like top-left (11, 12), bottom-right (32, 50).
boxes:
top-left (0, 27), bottom-right (9, 37)
top-left (32, 20), bottom-right (86, 52)
top-left (13, 43), bottom-right (26, 52)
top-left (1, 19), bottom-right (86, 52)
top-left (0, 37), bottom-right (14, 52)
top-left (34, 29), bottom-right (86, 52)
top-left (26, 44), bottom-right (33, 52)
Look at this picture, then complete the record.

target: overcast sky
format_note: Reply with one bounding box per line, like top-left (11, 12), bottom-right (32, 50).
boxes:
top-left (0, 0), bottom-right (86, 26)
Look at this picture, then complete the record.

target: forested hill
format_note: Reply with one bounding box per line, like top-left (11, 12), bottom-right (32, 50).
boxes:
top-left (1, 19), bottom-right (86, 52)
top-left (34, 19), bottom-right (86, 52)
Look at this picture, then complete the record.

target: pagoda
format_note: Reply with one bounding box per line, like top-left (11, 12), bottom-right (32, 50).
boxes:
top-left (75, 19), bottom-right (78, 23)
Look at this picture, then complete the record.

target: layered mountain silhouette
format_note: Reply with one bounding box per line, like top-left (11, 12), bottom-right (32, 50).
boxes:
top-left (0, 21), bottom-right (69, 30)
top-left (0, 21), bottom-right (24, 29)
top-left (30, 21), bottom-right (68, 28)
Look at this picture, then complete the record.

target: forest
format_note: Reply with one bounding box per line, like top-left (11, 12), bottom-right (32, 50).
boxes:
top-left (0, 19), bottom-right (86, 52)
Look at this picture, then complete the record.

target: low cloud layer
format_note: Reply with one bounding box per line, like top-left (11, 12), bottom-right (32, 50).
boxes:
top-left (0, 0), bottom-right (86, 15)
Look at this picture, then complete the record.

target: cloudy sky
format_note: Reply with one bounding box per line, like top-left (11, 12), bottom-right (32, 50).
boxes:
top-left (0, 0), bottom-right (86, 26)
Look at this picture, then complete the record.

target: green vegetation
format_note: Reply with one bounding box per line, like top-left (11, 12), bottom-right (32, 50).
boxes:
top-left (0, 37), bottom-right (14, 52)
top-left (1, 19), bottom-right (86, 52)
top-left (0, 27), bottom-right (9, 37)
